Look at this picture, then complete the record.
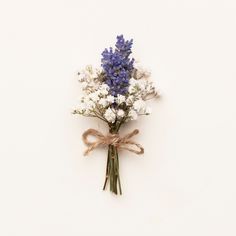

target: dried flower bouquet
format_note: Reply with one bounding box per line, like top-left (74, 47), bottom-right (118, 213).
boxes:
top-left (73, 35), bottom-right (159, 195)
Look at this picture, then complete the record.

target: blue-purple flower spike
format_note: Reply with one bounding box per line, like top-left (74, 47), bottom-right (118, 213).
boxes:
top-left (101, 35), bottom-right (134, 96)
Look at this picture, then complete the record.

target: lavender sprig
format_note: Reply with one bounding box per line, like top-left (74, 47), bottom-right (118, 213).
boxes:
top-left (101, 35), bottom-right (134, 96)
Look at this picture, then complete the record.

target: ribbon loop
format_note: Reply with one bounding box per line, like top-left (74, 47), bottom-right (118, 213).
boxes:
top-left (82, 128), bottom-right (144, 156)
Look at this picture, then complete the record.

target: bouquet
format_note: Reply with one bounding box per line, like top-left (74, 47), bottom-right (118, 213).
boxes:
top-left (73, 35), bottom-right (159, 195)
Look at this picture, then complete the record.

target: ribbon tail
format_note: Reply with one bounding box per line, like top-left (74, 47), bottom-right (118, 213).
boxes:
top-left (119, 141), bottom-right (144, 155)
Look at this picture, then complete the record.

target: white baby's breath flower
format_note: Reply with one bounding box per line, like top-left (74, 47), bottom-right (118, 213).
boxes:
top-left (99, 84), bottom-right (109, 96)
top-left (83, 97), bottom-right (95, 110)
top-left (82, 96), bottom-right (90, 103)
top-left (78, 65), bottom-right (102, 94)
top-left (133, 99), bottom-right (146, 112)
top-left (128, 85), bottom-right (135, 94)
top-left (136, 79), bottom-right (146, 90)
top-left (117, 109), bottom-right (125, 118)
top-left (78, 66), bottom-right (93, 82)
top-left (126, 95), bottom-right (134, 106)
top-left (129, 78), bottom-right (137, 86)
top-left (104, 107), bottom-right (116, 123)
top-left (98, 98), bottom-right (108, 107)
top-left (128, 109), bottom-right (138, 120)
top-left (128, 78), bottom-right (146, 93)
top-left (86, 100), bottom-right (96, 110)
top-left (145, 81), bottom-right (156, 93)
top-left (100, 84), bottom-right (109, 91)
top-left (128, 78), bottom-right (139, 94)
top-left (100, 89), bottom-right (108, 96)
top-left (85, 65), bottom-right (97, 79)
top-left (75, 102), bottom-right (86, 114)
top-left (107, 95), bottom-right (115, 104)
top-left (116, 94), bottom-right (126, 104)
top-left (81, 81), bottom-right (87, 89)
top-left (88, 91), bottom-right (100, 102)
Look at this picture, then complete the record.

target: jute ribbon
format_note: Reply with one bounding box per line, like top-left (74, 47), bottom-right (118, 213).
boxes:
top-left (82, 129), bottom-right (144, 156)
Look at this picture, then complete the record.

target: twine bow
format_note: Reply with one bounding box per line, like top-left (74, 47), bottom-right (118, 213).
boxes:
top-left (82, 129), bottom-right (144, 156)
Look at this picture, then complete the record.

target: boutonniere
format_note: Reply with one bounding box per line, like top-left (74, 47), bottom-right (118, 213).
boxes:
top-left (73, 35), bottom-right (160, 195)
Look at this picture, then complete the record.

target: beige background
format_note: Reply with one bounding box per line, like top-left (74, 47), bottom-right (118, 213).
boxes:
top-left (0, 0), bottom-right (236, 235)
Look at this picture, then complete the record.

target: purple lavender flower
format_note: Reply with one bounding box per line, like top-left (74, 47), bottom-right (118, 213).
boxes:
top-left (101, 35), bottom-right (134, 96)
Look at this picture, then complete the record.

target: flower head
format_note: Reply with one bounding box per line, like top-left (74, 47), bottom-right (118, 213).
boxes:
top-left (101, 35), bottom-right (134, 96)
top-left (116, 94), bottom-right (126, 105)
top-left (117, 109), bottom-right (125, 118)
top-left (128, 109), bottom-right (138, 120)
top-left (104, 107), bottom-right (116, 123)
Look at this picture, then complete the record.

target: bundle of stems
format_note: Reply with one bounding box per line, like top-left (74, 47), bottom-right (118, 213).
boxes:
top-left (103, 125), bottom-right (122, 195)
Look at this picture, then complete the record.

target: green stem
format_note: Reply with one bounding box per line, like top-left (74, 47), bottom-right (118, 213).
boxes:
top-left (109, 145), bottom-right (114, 192)
top-left (115, 147), bottom-right (122, 195)
top-left (102, 124), bottom-right (122, 195)
top-left (111, 146), bottom-right (117, 194)
top-left (102, 146), bottom-right (110, 190)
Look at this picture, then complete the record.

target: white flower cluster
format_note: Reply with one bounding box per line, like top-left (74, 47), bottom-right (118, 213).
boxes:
top-left (78, 65), bottom-right (102, 93)
top-left (74, 65), bottom-right (159, 124)
top-left (125, 77), bottom-right (159, 121)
